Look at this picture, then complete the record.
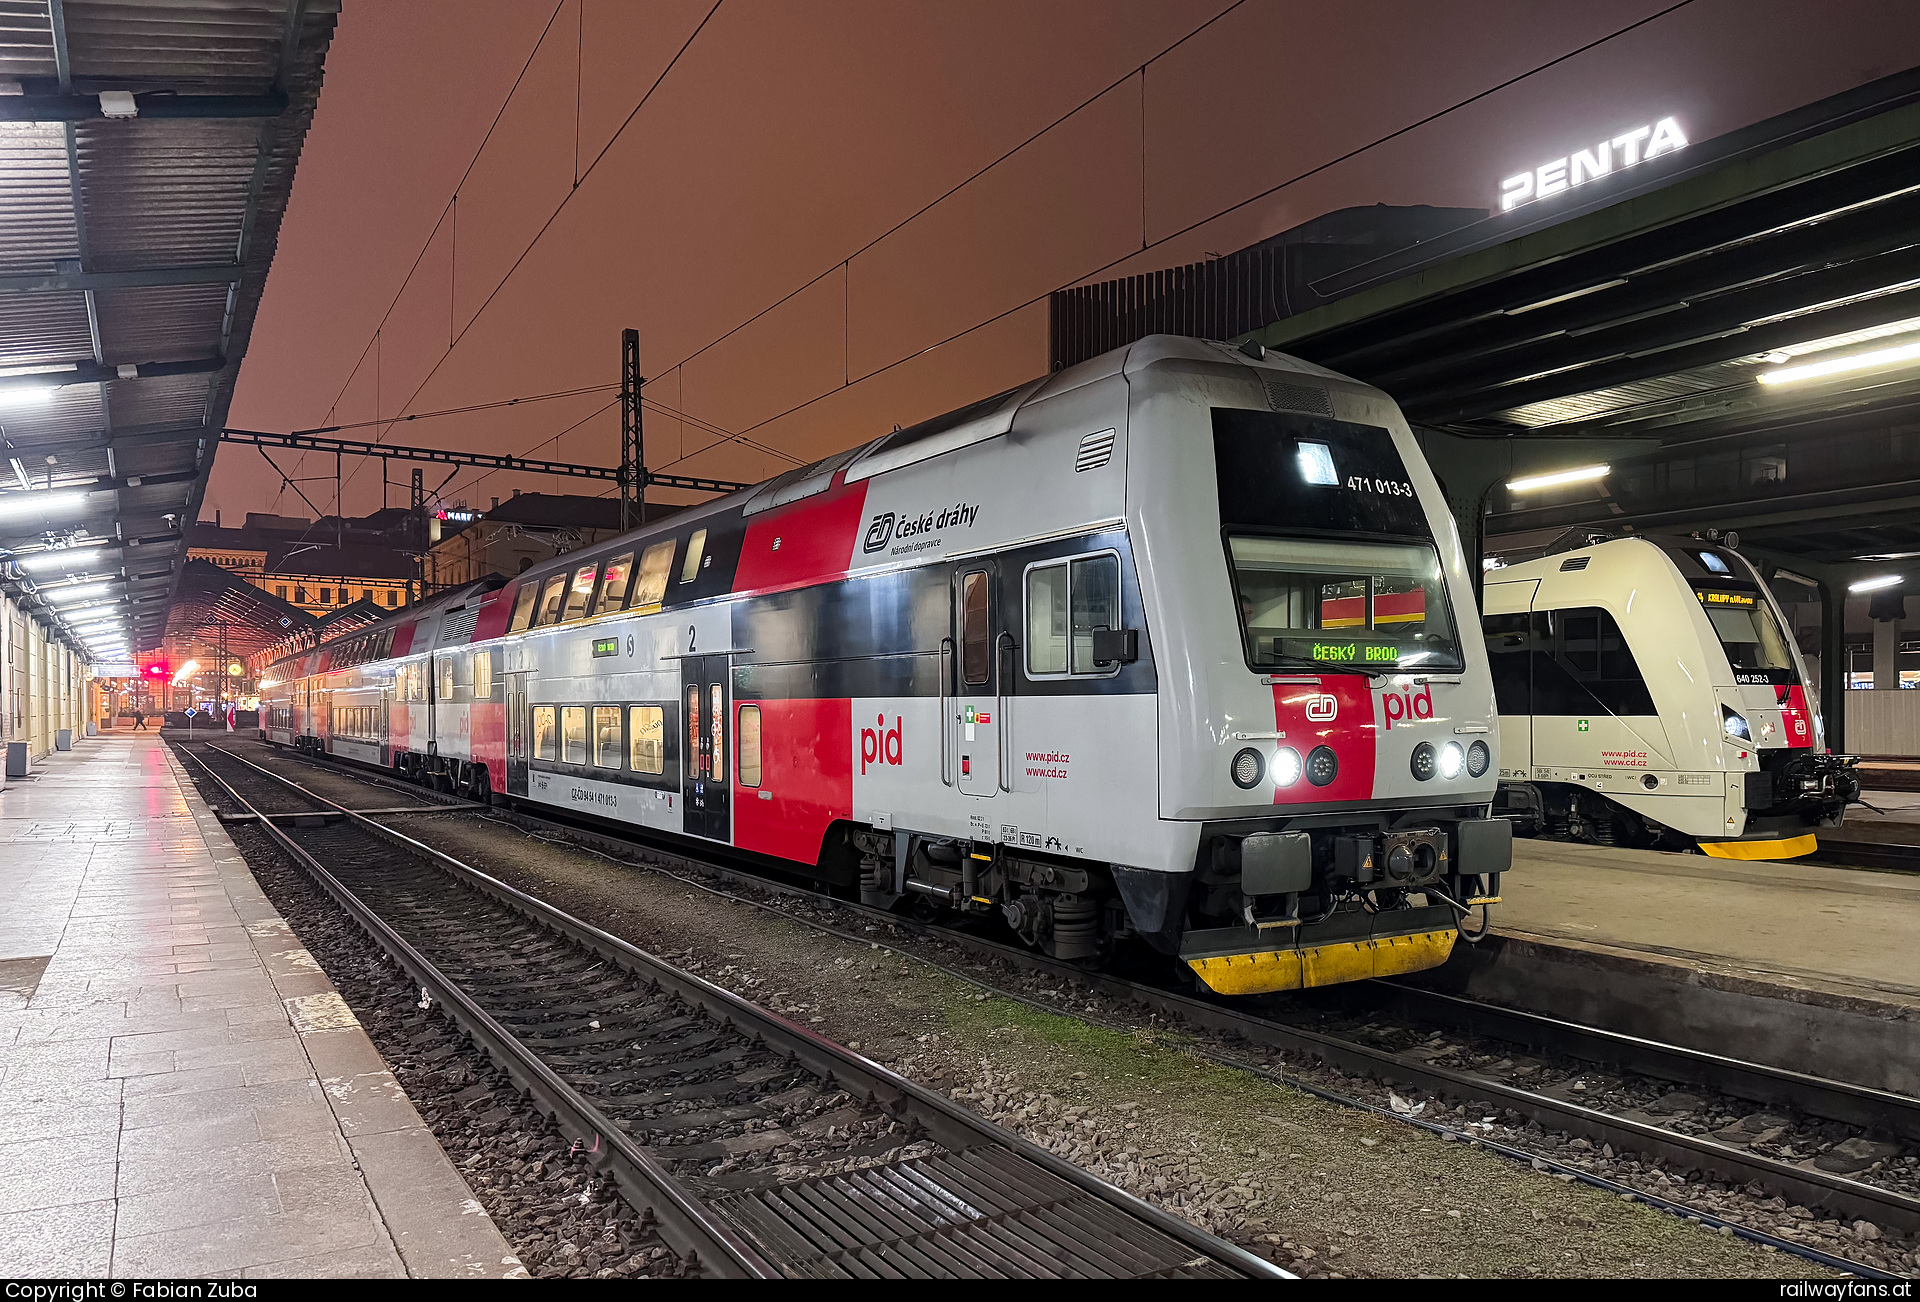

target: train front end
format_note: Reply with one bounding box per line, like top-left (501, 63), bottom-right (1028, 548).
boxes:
top-left (1125, 339), bottom-right (1508, 996)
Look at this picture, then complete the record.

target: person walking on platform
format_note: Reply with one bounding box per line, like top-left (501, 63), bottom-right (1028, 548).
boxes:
top-left (132, 709), bottom-right (146, 730)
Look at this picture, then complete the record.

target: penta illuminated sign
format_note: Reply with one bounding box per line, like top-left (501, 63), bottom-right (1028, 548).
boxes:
top-left (1500, 117), bottom-right (1687, 211)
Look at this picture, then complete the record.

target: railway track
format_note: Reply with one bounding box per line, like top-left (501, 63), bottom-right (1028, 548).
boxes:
top-left (212, 738), bottom-right (1919, 1277)
top-left (173, 740), bottom-right (1280, 1281)
top-left (1806, 839), bottom-right (1920, 874)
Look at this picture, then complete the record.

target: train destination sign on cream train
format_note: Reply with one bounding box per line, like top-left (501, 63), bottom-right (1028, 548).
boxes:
top-left (1499, 117), bottom-right (1687, 211)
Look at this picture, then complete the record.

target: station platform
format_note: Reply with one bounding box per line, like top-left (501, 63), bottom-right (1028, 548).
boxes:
top-left (0, 734), bottom-right (522, 1278)
top-left (1414, 836), bottom-right (1920, 1095)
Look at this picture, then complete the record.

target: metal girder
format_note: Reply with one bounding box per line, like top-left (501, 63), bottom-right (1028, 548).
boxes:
top-left (0, 357), bottom-right (226, 392)
top-left (219, 427), bottom-right (752, 495)
top-left (0, 263), bottom-right (242, 294)
top-left (0, 92), bottom-right (288, 123)
top-left (1362, 189), bottom-right (1920, 397)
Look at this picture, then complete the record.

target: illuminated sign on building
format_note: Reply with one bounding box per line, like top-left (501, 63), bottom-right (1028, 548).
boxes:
top-left (1500, 117), bottom-right (1687, 211)
top-left (436, 509), bottom-right (478, 523)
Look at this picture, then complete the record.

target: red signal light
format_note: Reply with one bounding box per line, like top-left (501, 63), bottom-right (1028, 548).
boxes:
top-left (146, 662), bottom-right (168, 677)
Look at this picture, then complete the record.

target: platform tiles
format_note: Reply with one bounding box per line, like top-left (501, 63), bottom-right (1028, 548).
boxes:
top-left (0, 734), bottom-right (524, 1278)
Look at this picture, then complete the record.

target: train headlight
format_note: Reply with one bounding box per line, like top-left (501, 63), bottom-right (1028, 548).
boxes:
top-left (1466, 739), bottom-right (1491, 778)
top-left (1439, 741), bottom-right (1465, 779)
top-left (1272, 746), bottom-right (1303, 788)
top-left (1722, 706), bottom-right (1750, 740)
top-left (1306, 745), bottom-right (1339, 787)
top-left (1410, 741), bottom-right (1437, 781)
top-left (1231, 747), bottom-right (1265, 789)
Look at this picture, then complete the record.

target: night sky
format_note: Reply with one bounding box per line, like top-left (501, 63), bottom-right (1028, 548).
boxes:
top-left (210, 0), bottom-right (1920, 524)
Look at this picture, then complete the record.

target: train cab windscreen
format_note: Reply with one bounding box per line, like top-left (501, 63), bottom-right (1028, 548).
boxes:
top-left (1227, 536), bottom-right (1463, 673)
top-left (1696, 589), bottom-right (1798, 683)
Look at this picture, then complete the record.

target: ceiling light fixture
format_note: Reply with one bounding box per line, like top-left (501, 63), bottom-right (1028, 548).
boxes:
top-left (1849, 574), bottom-right (1903, 593)
top-left (47, 582), bottom-right (110, 603)
top-left (0, 490), bottom-right (87, 519)
top-left (0, 386), bottom-right (55, 408)
top-left (19, 547), bottom-right (103, 572)
top-left (1759, 339), bottom-right (1920, 387)
top-left (1506, 464), bottom-right (1610, 492)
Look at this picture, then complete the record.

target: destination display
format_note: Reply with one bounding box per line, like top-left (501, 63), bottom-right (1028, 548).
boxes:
top-left (1278, 637), bottom-right (1402, 665)
top-left (592, 637), bottom-right (620, 658)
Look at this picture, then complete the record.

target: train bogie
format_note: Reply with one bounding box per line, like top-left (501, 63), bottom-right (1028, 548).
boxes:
top-left (258, 336), bottom-right (1515, 995)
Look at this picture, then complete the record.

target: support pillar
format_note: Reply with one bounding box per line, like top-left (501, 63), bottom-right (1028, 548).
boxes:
top-left (1875, 616), bottom-right (1899, 690)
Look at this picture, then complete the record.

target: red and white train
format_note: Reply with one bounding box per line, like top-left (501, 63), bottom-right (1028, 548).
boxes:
top-left (259, 335), bottom-right (1512, 995)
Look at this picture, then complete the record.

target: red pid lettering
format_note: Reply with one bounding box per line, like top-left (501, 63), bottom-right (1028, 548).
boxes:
top-left (861, 714), bottom-right (903, 774)
top-left (1380, 683), bottom-right (1434, 731)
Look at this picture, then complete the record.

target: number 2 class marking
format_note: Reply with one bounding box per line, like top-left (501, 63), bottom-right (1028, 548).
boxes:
top-left (688, 624), bottom-right (697, 653)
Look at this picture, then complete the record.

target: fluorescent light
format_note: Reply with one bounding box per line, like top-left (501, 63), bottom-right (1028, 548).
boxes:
top-left (1507, 464), bottom-right (1610, 492)
top-left (7, 458), bottom-right (26, 491)
top-left (47, 583), bottom-right (110, 603)
top-left (19, 547), bottom-right (103, 572)
top-left (171, 658), bottom-right (199, 685)
top-left (0, 386), bottom-right (54, 408)
top-left (1759, 339), bottom-right (1920, 387)
top-left (0, 490), bottom-right (87, 519)
top-left (1850, 574), bottom-right (1902, 593)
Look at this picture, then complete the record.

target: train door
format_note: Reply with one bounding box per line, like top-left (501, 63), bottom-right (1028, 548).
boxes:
top-left (954, 567), bottom-right (1005, 798)
top-left (504, 673), bottom-right (529, 797)
top-left (426, 654), bottom-right (440, 757)
top-left (681, 654), bottom-right (732, 842)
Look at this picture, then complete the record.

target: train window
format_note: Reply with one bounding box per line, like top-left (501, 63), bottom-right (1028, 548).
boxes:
top-left (1026, 564), bottom-right (1068, 675)
top-left (379, 630), bottom-right (394, 658)
top-left (686, 686), bottom-right (701, 775)
top-left (680, 530), bottom-right (707, 584)
top-left (629, 706), bottom-right (664, 774)
top-left (738, 705), bottom-right (762, 787)
top-left (533, 706), bottom-right (556, 761)
top-left (439, 657), bottom-right (455, 701)
top-left (562, 706), bottom-right (588, 764)
top-left (631, 541), bottom-right (674, 611)
top-left (562, 564), bottom-right (599, 621)
top-left (1070, 555), bottom-right (1119, 674)
top-left (593, 706), bottom-right (621, 768)
top-left (1224, 536), bottom-right (1463, 674)
top-left (1699, 595), bottom-right (1797, 679)
top-left (1024, 554), bottom-right (1121, 677)
top-left (710, 684), bottom-right (726, 781)
top-left (535, 575), bottom-right (567, 626)
top-left (472, 650), bottom-right (493, 700)
top-left (1481, 613), bottom-right (1532, 715)
top-left (509, 583), bottom-right (540, 632)
top-left (962, 571), bottom-right (990, 686)
top-left (1532, 607), bottom-right (1656, 715)
top-left (595, 553), bottom-right (634, 615)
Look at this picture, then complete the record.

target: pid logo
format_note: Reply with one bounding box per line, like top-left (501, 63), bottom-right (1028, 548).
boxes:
top-left (1380, 683), bottom-right (1434, 730)
top-left (861, 714), bottom-right (903, 774)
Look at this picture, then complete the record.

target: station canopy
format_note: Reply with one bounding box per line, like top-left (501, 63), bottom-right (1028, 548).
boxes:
top-left (1241, 68), bottom-right (1920, 573)
top-left (0, 0), bottom-right (337, 658)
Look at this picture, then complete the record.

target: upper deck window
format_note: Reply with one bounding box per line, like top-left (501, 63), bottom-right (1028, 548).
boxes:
top-left (508, 582), bottom-right (539, 633)
top-left (632, 540), bottom-right (674, 610)
top-left (595, 553), bottom-right (634, 614)
top-left (680, 530), bottom-right (707, 584)
top-left (534, 574), bottom-right (567, 626)
top-left (561, 563), bottom-right (598, 621)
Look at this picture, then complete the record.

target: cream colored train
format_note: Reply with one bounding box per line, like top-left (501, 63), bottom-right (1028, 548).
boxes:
top-left (1483, 534), bottom-right (1858, 858)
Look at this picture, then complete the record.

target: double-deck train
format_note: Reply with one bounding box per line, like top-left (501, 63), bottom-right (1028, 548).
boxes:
top-left (259, 335), bottom-right (1513, 995)
top-left (1483, 534), bottom-right (1858, 857)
